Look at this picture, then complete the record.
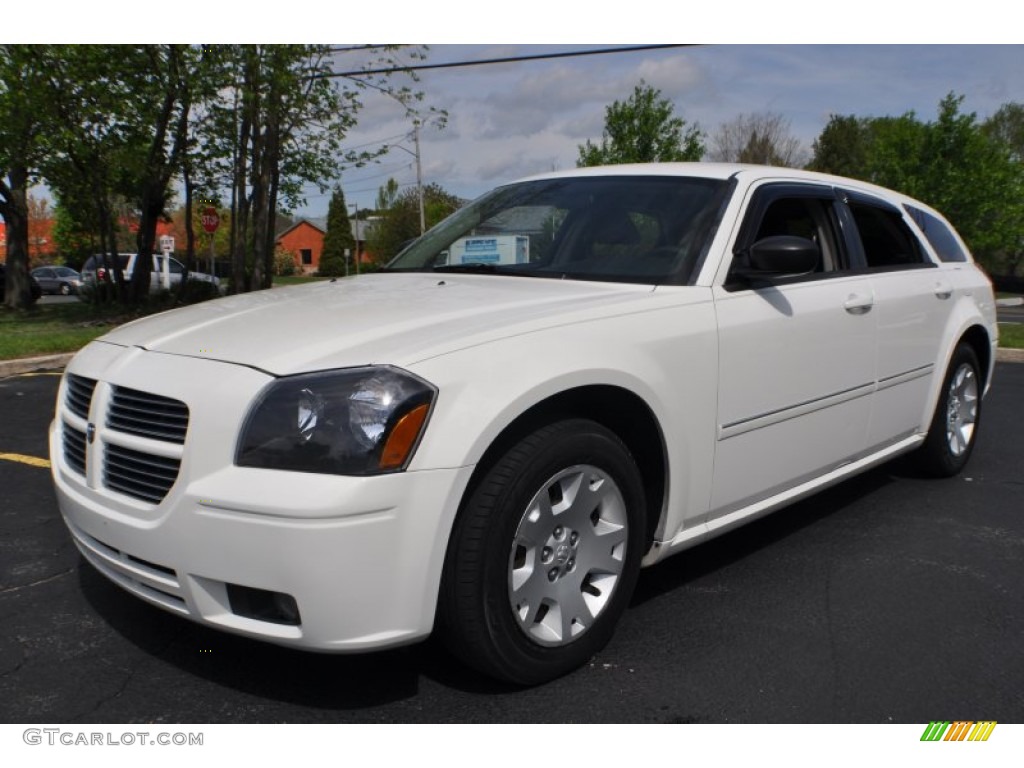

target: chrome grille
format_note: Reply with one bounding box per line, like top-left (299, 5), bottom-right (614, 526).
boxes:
top-left (65, 374), bottom-right (97, 419)
top-left (107, 386), bottom-right (189, 444)
top-left (104, 444), bottom-right (182, 504)
top-left (63, 424), bottom-right (87, 476)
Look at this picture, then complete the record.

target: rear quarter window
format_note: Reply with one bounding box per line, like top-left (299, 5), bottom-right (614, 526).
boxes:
top-left (904, 204), bottom-right (969, 262)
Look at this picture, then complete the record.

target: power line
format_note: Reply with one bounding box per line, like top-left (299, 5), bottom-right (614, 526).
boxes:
top-left (297, 161), bottom-right (414, 195)
top-left (340, 131), bottom-right (411, 152)
top-left (325, 45), bottom-right (384, 55)
top-left (317, 44), bottom-right (700, 79)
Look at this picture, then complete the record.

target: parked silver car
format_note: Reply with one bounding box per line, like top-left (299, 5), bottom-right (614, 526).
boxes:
top-left (32, 265), bottom-right (83, 295)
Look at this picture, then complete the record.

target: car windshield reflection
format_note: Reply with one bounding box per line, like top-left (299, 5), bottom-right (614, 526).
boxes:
top-left (385, 176), bottom-right (729, 285)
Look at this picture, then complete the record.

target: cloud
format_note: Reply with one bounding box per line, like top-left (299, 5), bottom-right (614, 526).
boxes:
top-left (303, 44), bottom-right (1024, 217)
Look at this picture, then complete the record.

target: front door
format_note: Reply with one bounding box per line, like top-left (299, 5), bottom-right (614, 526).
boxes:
top-left (710, 183), bottom-right (876, 518)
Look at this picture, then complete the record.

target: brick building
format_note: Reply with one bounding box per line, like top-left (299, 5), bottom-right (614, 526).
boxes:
top-left (275, 219), bottom-right (326, 274)
top-left (275, 218), bottom-right (377, 274)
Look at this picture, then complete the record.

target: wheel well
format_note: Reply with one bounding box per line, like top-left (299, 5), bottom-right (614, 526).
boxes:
top-left (959, 324), bottom-right (992, 387)
top-left (464, 385), bottom-right (667, 549)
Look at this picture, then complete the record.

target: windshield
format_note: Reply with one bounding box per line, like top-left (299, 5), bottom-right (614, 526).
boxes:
top-left (385, 175), bottom-right (729, 284)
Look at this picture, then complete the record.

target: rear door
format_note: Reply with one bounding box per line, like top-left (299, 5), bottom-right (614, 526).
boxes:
top-left (840, 191), bottom-right (949, 449)
top-left (710, 182), bottom-right (876, 517)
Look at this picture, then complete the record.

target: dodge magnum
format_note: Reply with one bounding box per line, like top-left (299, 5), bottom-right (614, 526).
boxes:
top-left (50, 164), bottom-right (998, 684)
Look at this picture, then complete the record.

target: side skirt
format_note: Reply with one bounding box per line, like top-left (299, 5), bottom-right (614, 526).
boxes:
top-left (641, 433), bottom-right (924, 566)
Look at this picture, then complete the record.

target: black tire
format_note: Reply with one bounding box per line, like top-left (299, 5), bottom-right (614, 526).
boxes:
top-left (914, 343), bottom-right (982, 477)
top-left (60, 283), bottom-right (71, 295)
top-left (438, 418), bottom-right (646, 685)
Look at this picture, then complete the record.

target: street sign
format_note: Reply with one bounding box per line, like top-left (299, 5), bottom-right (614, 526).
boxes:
top-left (201, 207), bottom-right (220, 234)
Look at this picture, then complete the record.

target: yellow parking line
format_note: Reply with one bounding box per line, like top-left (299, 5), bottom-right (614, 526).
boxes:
top-left (0, 453), bottom-right (51, 469)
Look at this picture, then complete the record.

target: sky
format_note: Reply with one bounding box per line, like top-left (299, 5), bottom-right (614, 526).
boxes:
top-left (6, 3), bottom-right (1022, 222)
top-left (295, 43), bottom-right (1024, 218)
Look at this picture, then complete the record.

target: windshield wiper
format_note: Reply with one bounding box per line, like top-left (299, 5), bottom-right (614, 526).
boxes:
top-left (432, 262), bottom-right (502, 274)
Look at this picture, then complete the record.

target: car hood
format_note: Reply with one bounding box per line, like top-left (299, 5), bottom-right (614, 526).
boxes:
top-left (96, 273), bottom-right (656, 375)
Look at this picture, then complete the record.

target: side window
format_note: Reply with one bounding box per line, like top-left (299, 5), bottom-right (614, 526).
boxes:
top-left (903, 204), bottom-right (968, 262)
top-left (848, 201), bottom-right (925, 269)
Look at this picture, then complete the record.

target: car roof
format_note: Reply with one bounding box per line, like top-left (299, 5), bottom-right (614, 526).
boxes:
top-left (512, 162), bottom-right (941, 217)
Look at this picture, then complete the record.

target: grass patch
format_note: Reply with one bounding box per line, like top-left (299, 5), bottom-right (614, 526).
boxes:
top-left (1, 301), bottom-right (145, 360)
top-left (998, 323), bottom-right (1024, 349)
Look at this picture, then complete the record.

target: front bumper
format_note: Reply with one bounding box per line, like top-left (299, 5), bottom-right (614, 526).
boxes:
top-left (49, 343), bottom-right (473, 651)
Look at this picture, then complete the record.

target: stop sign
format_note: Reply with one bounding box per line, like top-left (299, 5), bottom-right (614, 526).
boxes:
top-left (201, 206), bottom-right (220, 234)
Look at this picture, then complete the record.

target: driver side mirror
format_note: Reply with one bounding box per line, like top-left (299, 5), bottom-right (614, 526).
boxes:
top-left (731, 235), bottom-right (820, 283)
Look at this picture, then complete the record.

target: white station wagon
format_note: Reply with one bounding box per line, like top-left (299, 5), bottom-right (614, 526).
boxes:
top-left (50, 164), bottom-right (998, 684)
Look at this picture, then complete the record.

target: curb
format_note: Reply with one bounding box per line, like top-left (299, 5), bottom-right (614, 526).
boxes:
top-left (996, 347), bottom-right (1024, 364)
top-left (0, 353), bottom-right (75, 379)
top-left (996, 297), bottom-right (1024, 307)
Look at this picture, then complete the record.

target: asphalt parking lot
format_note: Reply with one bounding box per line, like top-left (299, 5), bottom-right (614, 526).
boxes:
top-left (1, 365), bottom-right (1022, 723)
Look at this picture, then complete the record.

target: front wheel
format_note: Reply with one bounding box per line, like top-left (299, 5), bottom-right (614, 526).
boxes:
top-left (438, 419), bottom-right (646, 685)
top-left (60, 283), bottom-right (72, 295)
top-left (914, 343), bottom-right (982, 477)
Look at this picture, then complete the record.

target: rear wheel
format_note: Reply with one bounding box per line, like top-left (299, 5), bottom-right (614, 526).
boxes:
top-left (914, 343), bottom-right (982, 477)
top-left (438, 419), bottom-right (646, 685)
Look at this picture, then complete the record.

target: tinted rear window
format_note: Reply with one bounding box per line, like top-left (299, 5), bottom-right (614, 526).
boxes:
top-left (903, 205), bottom-right (969, 262)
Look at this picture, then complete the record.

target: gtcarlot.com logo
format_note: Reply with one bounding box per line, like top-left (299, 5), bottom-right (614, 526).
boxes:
top-left (920, 721), bottom-right (997, 742)
top-left (23, 729), bottom-right (203, 747)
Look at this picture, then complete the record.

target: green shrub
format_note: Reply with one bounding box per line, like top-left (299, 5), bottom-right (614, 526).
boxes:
top-left (274, 246), bottom-right (297, 276)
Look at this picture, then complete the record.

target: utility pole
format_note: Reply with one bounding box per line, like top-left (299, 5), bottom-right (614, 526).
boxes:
top-left (392, 122), bottom-right (426, 235)
top-left (350, 203), bottom-right (361, 275)
top-left (414, 122), bottom-right (425, 235)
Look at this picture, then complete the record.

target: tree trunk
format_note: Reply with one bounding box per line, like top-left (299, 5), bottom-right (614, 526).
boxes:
top-left (183, 160), bottom-right (196, 274)
top-left (133, 187), bottom-right (162, 302)
top-left (230, 54), bottom-right (255, 295)
top-left (249, 144), bottom-right (268, 292)
top-left (1, 166), bottom-right (33, 309)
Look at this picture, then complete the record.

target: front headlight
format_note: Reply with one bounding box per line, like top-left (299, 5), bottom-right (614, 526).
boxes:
top-left (236, 366), bottom-right (436, 475)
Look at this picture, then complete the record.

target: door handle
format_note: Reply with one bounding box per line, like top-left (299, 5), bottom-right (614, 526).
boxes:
top-left (934, 282), bottom-right (953, 300)
top-left (843, 293), bottom-right (874, 315)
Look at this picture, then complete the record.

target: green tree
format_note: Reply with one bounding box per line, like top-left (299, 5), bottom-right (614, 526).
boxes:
top-left (367, 183), bottom-right (462, 263)
top-left (51, 202), bottom-right (97, 270)
top-left (577, 81), bottom-right (704, 167)
top-left (983, 102), bottom-right (1024, 162)
top-left (0, 45), bottom-right (48, 308)
top-left (874, 96), bottom-right (1022, 267)
top-left (862, 113), bottom-right (929, 196)
top-left (3, 45), bottom-right (439, 300)
top-left (807, 114), bottom-right (871, 177)
top-left (211, 45), bottom-right (437, 293)
top-left (982, 102), bottom-right (1024, 274)
top-left (376, 177), bottom-right (400, 212)
top-left (319, 186), bottom-right (355, 276)
top-left (36, 45), bottom-right (160, 301)
top-left (807, 94), bottom-right (1024, 274)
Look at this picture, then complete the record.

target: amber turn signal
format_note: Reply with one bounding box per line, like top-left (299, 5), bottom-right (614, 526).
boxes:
top-left (379, 403), bottom-right (430, 470)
